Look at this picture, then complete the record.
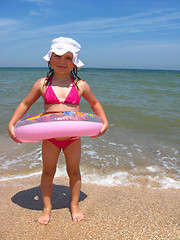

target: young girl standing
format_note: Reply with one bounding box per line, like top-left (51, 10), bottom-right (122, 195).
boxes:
top-left (8, 37), bottom-right (108, 224)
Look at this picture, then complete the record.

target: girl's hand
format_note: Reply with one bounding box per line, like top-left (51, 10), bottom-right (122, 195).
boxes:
top-left (8, 124), bottom-right (22, 143)
top-left (91, 122), bottom-right (108, 138)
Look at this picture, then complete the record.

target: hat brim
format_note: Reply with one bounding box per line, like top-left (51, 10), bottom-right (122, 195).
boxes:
top-left (43, 49), bottom-right (84, 69)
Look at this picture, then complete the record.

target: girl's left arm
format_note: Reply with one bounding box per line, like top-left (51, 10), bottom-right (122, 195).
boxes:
top-left (81, 81), bottom-right (108, 137)
top-left (8, 79), bottom-right (43, 142)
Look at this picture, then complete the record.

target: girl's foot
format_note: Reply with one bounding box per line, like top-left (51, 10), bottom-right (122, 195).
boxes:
top-left (71, 204), bottom-right (84, 222)
top-left (38, 208), bottom-right (51, 225)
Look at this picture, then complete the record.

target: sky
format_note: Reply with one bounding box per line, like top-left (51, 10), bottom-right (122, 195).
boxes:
top-left (0, 0), bottom-right (180, 70)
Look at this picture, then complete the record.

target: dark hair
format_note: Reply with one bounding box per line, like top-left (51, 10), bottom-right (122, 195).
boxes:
top-left (44, 63), bottom-right (54, 86)
top-left (44, 63), bottom-right (81, 90)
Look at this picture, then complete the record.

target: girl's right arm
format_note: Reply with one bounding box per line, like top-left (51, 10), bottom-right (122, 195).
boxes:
top-left (80, 80), bottom-right (108, 137)
top-left (8, 79), bottom-right (43, 142)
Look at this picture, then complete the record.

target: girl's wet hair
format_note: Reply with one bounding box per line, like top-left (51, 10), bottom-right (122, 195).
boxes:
top-left (44, 63), bottom-right (81, 90)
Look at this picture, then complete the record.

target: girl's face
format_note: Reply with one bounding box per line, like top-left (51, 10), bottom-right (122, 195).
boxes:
top-left (50, 52), bottom-right (76, 75)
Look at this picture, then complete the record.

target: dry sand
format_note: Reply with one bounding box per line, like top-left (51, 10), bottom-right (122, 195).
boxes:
top-left (0, 176), bottom-right (179, 240)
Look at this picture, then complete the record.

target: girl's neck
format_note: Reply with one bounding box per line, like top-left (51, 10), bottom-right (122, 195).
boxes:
top-left (53, 72), bottom-right (72, 84)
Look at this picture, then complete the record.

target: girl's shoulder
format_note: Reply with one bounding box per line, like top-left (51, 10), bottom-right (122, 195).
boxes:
top-left (77, 79), bottom-right (92, 96)
top-left (30, 78), bottom-right (46, 93)
top-left (34, 77), bottom-right (46, 88)
top-left (38, 77), bottom-right (46, 84)
top-left (77, 79), bottom-right (89, 88)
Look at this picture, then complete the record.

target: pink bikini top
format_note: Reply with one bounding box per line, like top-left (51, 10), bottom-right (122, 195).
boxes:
top-left (44, 77), bottom-right (79, 105)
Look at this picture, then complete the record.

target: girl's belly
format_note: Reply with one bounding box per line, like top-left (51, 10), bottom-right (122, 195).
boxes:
top-left (44, 103), bottom-right (79, 113)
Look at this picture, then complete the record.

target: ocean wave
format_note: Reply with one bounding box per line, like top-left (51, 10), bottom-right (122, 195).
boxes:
top-left (1, 165), bottom-right (179, 189)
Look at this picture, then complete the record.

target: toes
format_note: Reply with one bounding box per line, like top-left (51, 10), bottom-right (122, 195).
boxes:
top-left (38, 218), bottom-right (49, 225)
top-left (72, 213), bottom-right (84, 222)
top-left (37, 211), bottom-right (51, 225)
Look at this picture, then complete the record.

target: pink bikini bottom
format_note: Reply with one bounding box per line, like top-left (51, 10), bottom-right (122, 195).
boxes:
top-left (48, 137), bottom-right (80, 149)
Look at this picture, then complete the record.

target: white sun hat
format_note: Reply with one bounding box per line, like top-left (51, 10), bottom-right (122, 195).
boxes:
top-left (43, 36), bottom-right (84, 69)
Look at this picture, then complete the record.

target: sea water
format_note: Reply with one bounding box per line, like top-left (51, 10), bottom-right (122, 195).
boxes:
top-left (0, 67), bottom-right (180, 188)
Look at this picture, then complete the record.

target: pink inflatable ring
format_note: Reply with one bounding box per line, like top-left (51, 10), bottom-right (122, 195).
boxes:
top-left (14, 111), bottom-right (103, 142)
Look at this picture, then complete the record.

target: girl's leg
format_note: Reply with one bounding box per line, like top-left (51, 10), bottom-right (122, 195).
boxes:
top-left (63, 138), bottom-right (84, 222)
top-left (38, 140), bottom-right (61, 225)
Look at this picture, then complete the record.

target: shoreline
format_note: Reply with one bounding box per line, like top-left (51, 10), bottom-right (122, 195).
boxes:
top-left (1, 167), bottom-right (180, 189)
top-left (0, 176), bottom-right (180, 239)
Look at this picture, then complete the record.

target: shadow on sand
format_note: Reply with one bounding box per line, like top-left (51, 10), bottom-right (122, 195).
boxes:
top-left (11, 184), bottom-right (87, 210)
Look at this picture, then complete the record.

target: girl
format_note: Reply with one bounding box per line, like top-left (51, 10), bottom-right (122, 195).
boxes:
top-left (8, 37), bottom-right (108, 224)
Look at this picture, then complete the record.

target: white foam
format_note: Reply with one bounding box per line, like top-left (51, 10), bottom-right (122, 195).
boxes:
top-left (122, 146), bottom-right (128, 150)
top-left (82, 144), bottom-right (92, 149)
top-left (136, 148), bottom-right (142, 153)
top-left (146, 166), bottom-right (161, 173)
top-left (82, 150), bottom-right (97, 156)
top-left (127, 152), bottom-right (133, 157)
top-left (80, 164), bottom-right (180, 189)
top-left (0, 171), bottom-right (42, 182)
top-left (82, 171), bottom-right (131, 187)
top-left (54, 166), bottom-right (67, 178)
top-left (147, 176), bottom-right (180, 189)
top-left (1, 141), bottom-right (179, 189)
top-left (0, 165), bottom-right (179, 189)
top-left (109, 142), bottom-right (118, 146)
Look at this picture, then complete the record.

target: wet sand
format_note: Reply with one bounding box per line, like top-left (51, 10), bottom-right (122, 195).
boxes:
top-left (0, 176), bottom-right (179, 239)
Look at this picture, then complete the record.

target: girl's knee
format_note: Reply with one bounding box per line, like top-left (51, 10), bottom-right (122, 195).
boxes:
top-left (42, 168), bottom-right (56, 179)
top-left (67, 167), bottom-right (81, 179)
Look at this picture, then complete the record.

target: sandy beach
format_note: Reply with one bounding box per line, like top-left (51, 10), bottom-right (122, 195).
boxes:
top-left (0, 176), bottom-right (179, 240)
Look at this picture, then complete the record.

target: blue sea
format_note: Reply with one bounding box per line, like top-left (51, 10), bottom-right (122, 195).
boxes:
top-left (0, 67), bottom-right (180, 188)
